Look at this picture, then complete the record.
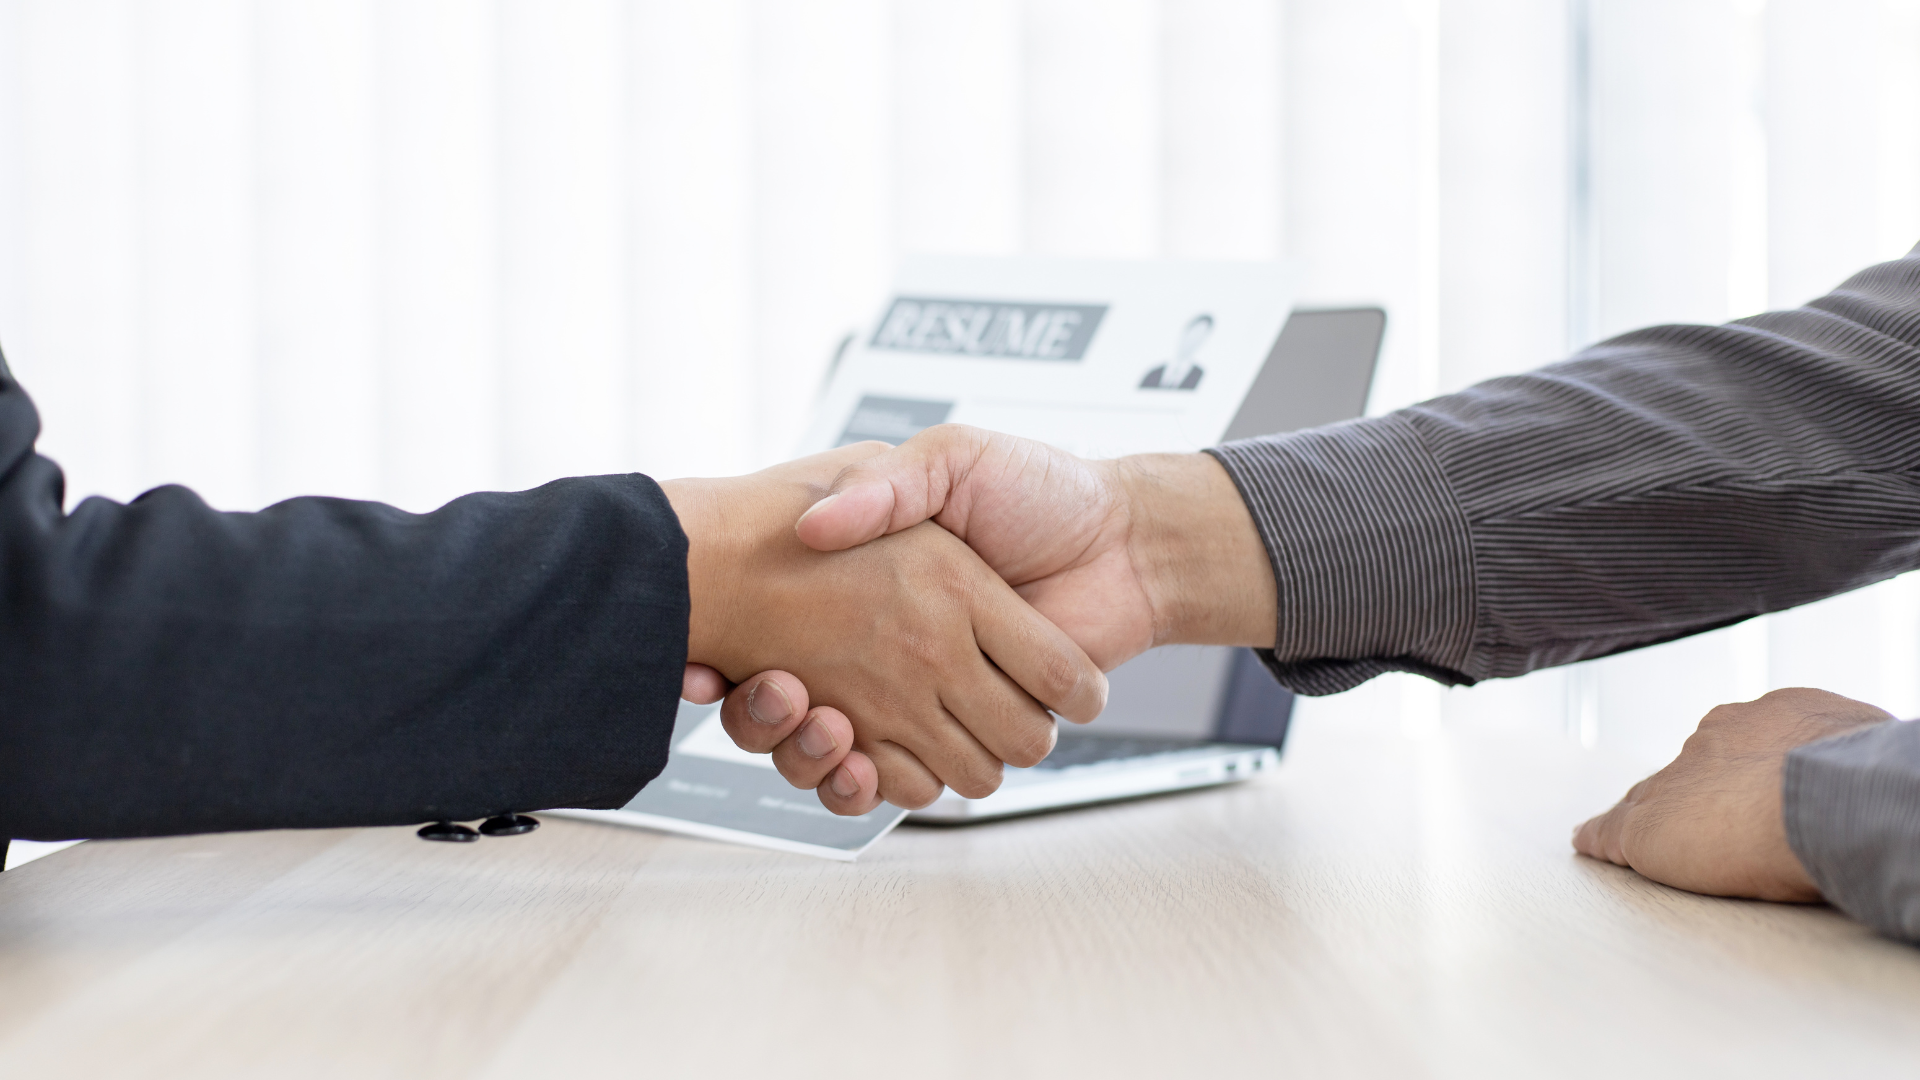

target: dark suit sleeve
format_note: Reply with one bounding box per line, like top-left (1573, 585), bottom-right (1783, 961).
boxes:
top-left (0, 355), bottom-right (687, 840)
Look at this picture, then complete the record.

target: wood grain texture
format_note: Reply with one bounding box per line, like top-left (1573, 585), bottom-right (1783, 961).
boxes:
top-left (2, 710), bottom-right (1917, 1079)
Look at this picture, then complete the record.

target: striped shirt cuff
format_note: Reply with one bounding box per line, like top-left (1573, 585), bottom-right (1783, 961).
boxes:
top-left (1208, 415), bottom-right (1477, 696)
top-left (1784, 719), bottom-right (1920, 942)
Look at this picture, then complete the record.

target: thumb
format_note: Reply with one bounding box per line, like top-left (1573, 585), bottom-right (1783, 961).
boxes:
top-left (794, 424), bottom-right (981, 551)
top-left (792, 477), bottom-right (902, 551)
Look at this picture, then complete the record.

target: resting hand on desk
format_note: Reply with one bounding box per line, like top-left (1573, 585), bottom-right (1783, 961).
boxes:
top-left (1572, 688), bottom-right (1890, 902)
top-left (664, 443), bottom-right (1106, 813)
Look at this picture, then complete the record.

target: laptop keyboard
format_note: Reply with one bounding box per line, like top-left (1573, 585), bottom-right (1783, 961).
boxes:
top-left (1033, 730), bottom-right (1216, 770)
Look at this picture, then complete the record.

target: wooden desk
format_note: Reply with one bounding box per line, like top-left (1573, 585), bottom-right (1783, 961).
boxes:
top-left (2, 711), bottom-right (1917, 1079)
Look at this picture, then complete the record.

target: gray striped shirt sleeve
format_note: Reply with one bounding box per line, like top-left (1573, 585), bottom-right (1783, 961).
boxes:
top-left (1209, 248), bottom-right (1920, 941)
top-left (1209, 247), bottom-right (1920, 695)
top-left (1785, 721), bottom-right (1920, 941)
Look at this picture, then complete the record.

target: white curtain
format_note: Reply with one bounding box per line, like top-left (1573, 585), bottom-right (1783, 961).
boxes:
top-left (0, 0), bottom-right (1916, 764)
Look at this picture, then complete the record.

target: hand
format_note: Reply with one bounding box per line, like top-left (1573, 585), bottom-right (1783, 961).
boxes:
top-left (662, 444), bottom-right (1107, 810)
top-left (790, 424), bottom-right (1277, 670)
top-left (1572, 687), bottom-right (1891, 901)
top-left (679, 667), bottom-right (878, 814)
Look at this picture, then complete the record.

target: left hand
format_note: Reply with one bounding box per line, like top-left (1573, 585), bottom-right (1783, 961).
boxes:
top-left (664, 444), bottom-right (1107, 812)
top-left (1572, 687), bottom-right (1891, 901)
top-left (680, 666), bottom-right (880, 815)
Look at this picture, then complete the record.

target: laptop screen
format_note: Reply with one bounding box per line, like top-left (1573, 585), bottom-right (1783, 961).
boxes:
top-left (1222, 307), bottom-right (1385, 442)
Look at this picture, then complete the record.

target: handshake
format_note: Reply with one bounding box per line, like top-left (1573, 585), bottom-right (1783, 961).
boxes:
top-left (659, 425), bottom-right (1279, 816)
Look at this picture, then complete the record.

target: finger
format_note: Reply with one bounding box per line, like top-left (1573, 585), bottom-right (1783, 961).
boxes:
top-left (1574, 808), bottom-right (1630, 865)
top-left (795, 425), bottom-right (986, 551)
top-left (771, 706), bottom-right (856, 790)
top-left (863, 739), bottom-right (948, 810)
top-left (681, 663), bottom-right (731, 704)
top-left (719, 671), bottom-right (812, 754)
top-left (794, 479), bottom-right (902, 551)
top-left (1571, 813), bottom-right (1608, 859)
top-left (875, 691), bottom-right (1009, 799)
top-left (1591, 800), bottom-right (1634, 865)
top-left (854, 528), bottom-right (1078, 778)
top-left (818, 751), bottom-right (883, 816)
top-left (969, 573), bottom-right (1108, 727)
top-left (933, 657), bottom-right (1060, 771)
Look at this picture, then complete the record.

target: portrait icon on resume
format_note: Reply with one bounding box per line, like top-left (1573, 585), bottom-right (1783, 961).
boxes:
top-left (1140, 314), bottom-right (1213, 390)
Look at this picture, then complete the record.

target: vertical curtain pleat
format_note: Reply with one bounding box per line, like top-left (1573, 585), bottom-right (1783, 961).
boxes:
top-left (378, 0), bottom-right (500, 513)
top-left (140, 0), bottom-right (257, 510)
top-left (257, 0), bottom-right (379, 503)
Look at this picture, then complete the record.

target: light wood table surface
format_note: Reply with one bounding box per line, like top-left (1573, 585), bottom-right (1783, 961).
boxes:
top-left (2, 710), bottom-right (1918, 1079)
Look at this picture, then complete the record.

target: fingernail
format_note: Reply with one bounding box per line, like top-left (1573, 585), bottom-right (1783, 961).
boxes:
top-left (829, 766), bottom-right (859, 798)
top-left (746, 680), bottom-right (793, 726)
top-left (795, 492), bottom-right (839, 528)
top-left (797, 717), bottom-right (838, 759)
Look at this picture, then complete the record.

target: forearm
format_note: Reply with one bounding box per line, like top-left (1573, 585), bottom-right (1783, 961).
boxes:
top-left (1, 366), bottom-right (686, 838)
top-left (1211, 249), bottom-right (1920, 695)
top-left (1785, 719), bottom-right (1920, 942)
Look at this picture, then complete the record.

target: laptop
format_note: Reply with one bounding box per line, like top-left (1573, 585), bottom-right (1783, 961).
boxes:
top-left (909, 307), bottom-right (1386, 823)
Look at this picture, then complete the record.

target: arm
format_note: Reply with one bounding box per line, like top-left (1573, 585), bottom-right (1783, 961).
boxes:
top-left (1, 352), bottom-right (1103, 837)
top-left (771, 248), bottom-right (1920, 857)
top-left (1785, 718), bottom-right (1920, 940)
top-left (0, 354), bottom-right (689, 839)
top-left (1211, 247), bottom-right (1920, 693)
top-left (783, 252), bottom-right (1920, 695)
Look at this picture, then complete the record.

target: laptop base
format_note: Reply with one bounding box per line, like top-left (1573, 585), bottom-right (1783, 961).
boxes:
top-left (907, 730), bottom-right (1281, 825)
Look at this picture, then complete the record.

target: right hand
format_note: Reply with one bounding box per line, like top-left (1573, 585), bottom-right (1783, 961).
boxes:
top-left (792, 424), bottom-right (1276, 669)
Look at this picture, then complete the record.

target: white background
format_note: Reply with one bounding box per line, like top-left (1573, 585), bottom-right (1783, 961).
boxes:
top-left (0, 0), bottom-right (1917, 773)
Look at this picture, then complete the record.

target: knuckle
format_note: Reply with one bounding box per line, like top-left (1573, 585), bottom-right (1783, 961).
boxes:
top-left (1033, 651), bottom-right (1085, 710)
top-left (1001, 718), bottom-right (1057, 769)
top-left (890, 776), bottom-right (943, 810)
top-left (915, 423), bottom-right (969, 448)
top-left (949, 759), bottom-right (1004, 800)
top-left (1773, 686), bottom-right (1852, 713)
top-left (1697, 703), bottom-right (1743, 730)
top-left (771, 755), bottom-right (815, 789)
top-left (898, 631), bottom-right (945, 671)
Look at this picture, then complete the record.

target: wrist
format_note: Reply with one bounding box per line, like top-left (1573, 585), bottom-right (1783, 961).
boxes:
top-left (1112, 452), bottom-right (1277, 649)
top-left (661, 477), bottom-right (742, 667)
top-left (663, 451), bottom-right (863, 675)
